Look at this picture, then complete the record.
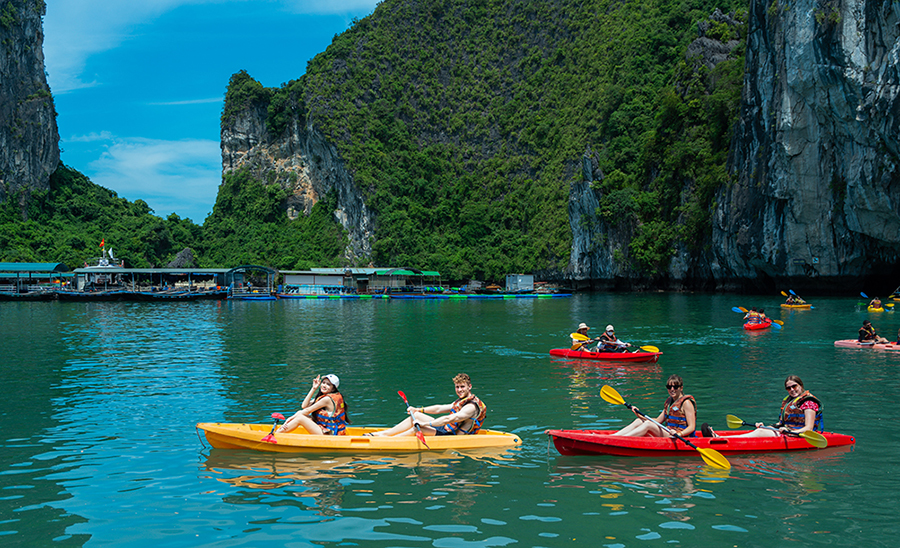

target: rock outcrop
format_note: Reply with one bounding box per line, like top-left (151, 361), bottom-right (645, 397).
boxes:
top-left (0, 0), bottom-right (59, 210)
top-left (568, 2), bottom-right (900, 290)
top-left (221, 84), bottom-right (373, 263)
top-left (713, 0), bottom-right (900, 289)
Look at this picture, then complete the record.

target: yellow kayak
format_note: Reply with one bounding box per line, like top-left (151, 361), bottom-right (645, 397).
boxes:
top-left (780, 303), bottom-right (811, 309)
top-left (868, 306), bottom-right (885, 312)
top-left (197, 423), bottom-right (522, 453)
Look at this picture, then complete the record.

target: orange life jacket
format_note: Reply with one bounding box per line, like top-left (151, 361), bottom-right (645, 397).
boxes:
top-left (448, 394), bottom-right (487, 434)
top-left (664, 394), bottom-right (697, 436)
top-left (313, 393), bottom-right (348, 435)
top-left (778, 390), bottom-right (823, 432)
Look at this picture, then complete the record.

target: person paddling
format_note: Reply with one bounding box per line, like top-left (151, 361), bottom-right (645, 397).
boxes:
top-left (743, 307), bottom-right (760, 324)
top-left (571, 323), bottom-right (599, 351)
top-left (371, 373), bottom-right (486, 437)
top-left (869, 296), bottom-right (883, 309)
top-left (612, 375), bottom-right (697, 437)
top-left (732, 375), bottom-right (823, 438)
top-left (598, 325), bottom-right (631, 352)
top-left (278, 374), bottom-right (350, 435)
top-left (859, 320), bottom-right (888, 344)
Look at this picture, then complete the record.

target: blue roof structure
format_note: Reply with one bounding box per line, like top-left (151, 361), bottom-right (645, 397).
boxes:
top-left (0, 262), bottom-right (69, 272)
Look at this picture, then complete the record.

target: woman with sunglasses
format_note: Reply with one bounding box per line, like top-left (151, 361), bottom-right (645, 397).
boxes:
top-left (612, 375), bottom-right (696, 437)
top-left (277, 374), bottom-right (351, 435)
top-left (733, 375), bottom-right (823, 438)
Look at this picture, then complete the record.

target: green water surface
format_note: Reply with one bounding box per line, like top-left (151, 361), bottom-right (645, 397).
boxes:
top-left (1, 294), bottom-right (896, 547)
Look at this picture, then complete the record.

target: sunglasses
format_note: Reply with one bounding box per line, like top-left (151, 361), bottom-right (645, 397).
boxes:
top-left (785, 383), bottom-right (800, 390)
top-left (666, 384), bottom-right (682, 389)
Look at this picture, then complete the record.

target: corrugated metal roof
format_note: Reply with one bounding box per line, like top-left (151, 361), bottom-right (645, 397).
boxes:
top-left (0, 262), bottom-right (69, 272)
top-left (0, 272), bottom-right (73, 278)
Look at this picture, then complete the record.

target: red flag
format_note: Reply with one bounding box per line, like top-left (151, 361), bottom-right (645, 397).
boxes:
top-left (100, 238), bottom-right (105, 248)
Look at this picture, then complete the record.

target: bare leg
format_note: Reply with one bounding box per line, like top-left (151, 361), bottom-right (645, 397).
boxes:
top-left (614, 418), bottom-right (667, 437)
top-left (730, 428), bottom-right (779, 439)
top-left (371, 412), bottom-right (434, 436)
top-left (614, 417), bottom-right (646, 436)
top-left (278, 413), bottom-right (324, 435)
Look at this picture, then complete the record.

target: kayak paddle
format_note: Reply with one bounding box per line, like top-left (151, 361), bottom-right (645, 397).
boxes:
top-left (639, 345), bottom-right (660, 353)
top-left (398, 390), bottom-right (429, 448)
top-left (780, 291), bottom-right (788, 297)
top-left (731, 307), bottom-right (744, 313)
top-left (861, 292), bottom-right (869, 299)
top-left (725, 414), bottom-right (828, 448)
top-left (600, 385), bottom-right (730, 469)
top-left (261, 412), bottom-right (285, 444)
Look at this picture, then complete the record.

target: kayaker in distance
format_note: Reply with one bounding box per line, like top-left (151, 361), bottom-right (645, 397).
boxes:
top-left (785, 294), bottom-right (796, 304)
top-left (277, 374), bottom-right (350, 435)
top-left (743, 307), bottom-right (760, 323)
top-left (371, 373), bottom-right (486, 437)
top-left (571, 323), bottom-right (599, 351)
top-left (732, 375), bottom-right (823, 438)
top-left (869, 296), bottom-right (882, 309)
top-left (598, 325), bottom-right (631, 352)
top-left (758, 309), bottom-right (768, 321)
top-left (859, 320), bottom-right (888, 343)
top-left (612, 375), bottom-right (697, 437)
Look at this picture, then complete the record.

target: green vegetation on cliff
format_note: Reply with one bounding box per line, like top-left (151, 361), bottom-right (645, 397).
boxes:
top-left (0, 165), bottom-right (199, 267)
top-left (217, 0), bottom-right (747, 280)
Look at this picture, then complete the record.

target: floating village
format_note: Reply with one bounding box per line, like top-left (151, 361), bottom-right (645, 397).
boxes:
top-left (0, 246), bottom-right (570, 302)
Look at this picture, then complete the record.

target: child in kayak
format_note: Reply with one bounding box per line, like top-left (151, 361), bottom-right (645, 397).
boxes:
top-left (732, 375), bottom-right (823, 438)
top-left (278, 374), bottom-right (350, 435)
top-left (612, 375), bottom-right (696, 437)
top-left (371, 373), bottom-right (486, 437)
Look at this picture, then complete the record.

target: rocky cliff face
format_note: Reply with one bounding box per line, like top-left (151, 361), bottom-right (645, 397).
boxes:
top-left (568, 1), bottom-right (900, 290)
top-left (714, 0), bottom-right (900, 288)
top-left (0, 0), bottom-right (59, 210)
top-left (221, 97), bottom-right (373, 262)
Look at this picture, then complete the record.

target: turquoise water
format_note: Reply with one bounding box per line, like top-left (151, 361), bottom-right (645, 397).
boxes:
top-left (1, 294), bottom-right (896, 546)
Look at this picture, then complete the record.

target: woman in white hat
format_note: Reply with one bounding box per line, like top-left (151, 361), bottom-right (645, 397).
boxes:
top-left (278, 374), bottom-right (350, 435)
top-left (571, 322), bottom-right (599, 351)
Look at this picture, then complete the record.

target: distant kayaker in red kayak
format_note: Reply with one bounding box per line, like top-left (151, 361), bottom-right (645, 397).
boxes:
top-left (732, 375), bottom-right (823, 438)
top-left (598, 325), bottom-right (631, 352)
top-left (612, 375), bottom-right (696, 437)
top-left (371, 373), bottom-right (487, 437)
top-left (278, 374), bottom-right (351, 435)
top-left (743, 307), bottom-right (760, 323)
top-left (571, 323), bottom-right (599, 351)
top-left (859, 320), bottom-right (888, 343)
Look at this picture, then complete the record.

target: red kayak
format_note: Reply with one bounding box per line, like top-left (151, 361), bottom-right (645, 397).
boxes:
top-left (743, 320), bottom-right (772, 331)
top-left (546, 429), bottom-right (855, 456)
top-left (549, 348), bottom-right (662, 363)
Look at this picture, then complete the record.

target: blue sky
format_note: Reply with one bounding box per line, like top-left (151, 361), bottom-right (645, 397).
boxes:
top-left (43, 0), bottom-right (379, 224)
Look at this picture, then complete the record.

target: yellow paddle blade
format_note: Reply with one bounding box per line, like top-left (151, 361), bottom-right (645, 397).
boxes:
top-left (600, 385), bottom-right (625, 406)
top-left (738, 306), bottom-right (748, 313)
top-left (771, 319), bottom-right (784, 325)
top-left (802, 431), bottom-right (828, 449)
top-left (886, 303), bottom-right (895, 308)
top-left (725, 414), bottom-right (745, 429)
top-left (697, 447), bottom-right (731, 470)
top-left (640, 345), bottom-right (660, 353)
top-left (570, 332), bottom-right (591, 341)
top-left (780, 291), bottom-right (788, 297)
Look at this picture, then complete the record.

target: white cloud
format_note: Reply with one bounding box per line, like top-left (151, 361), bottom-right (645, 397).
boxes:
top-left (87, 137), bottom-right (222, 223)
top-left (65, 131), bottom-right (115, 143)
top-left (148, 98), bottom-right (224, 106)
top-left (43, 1), bottom-right (380, 93)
